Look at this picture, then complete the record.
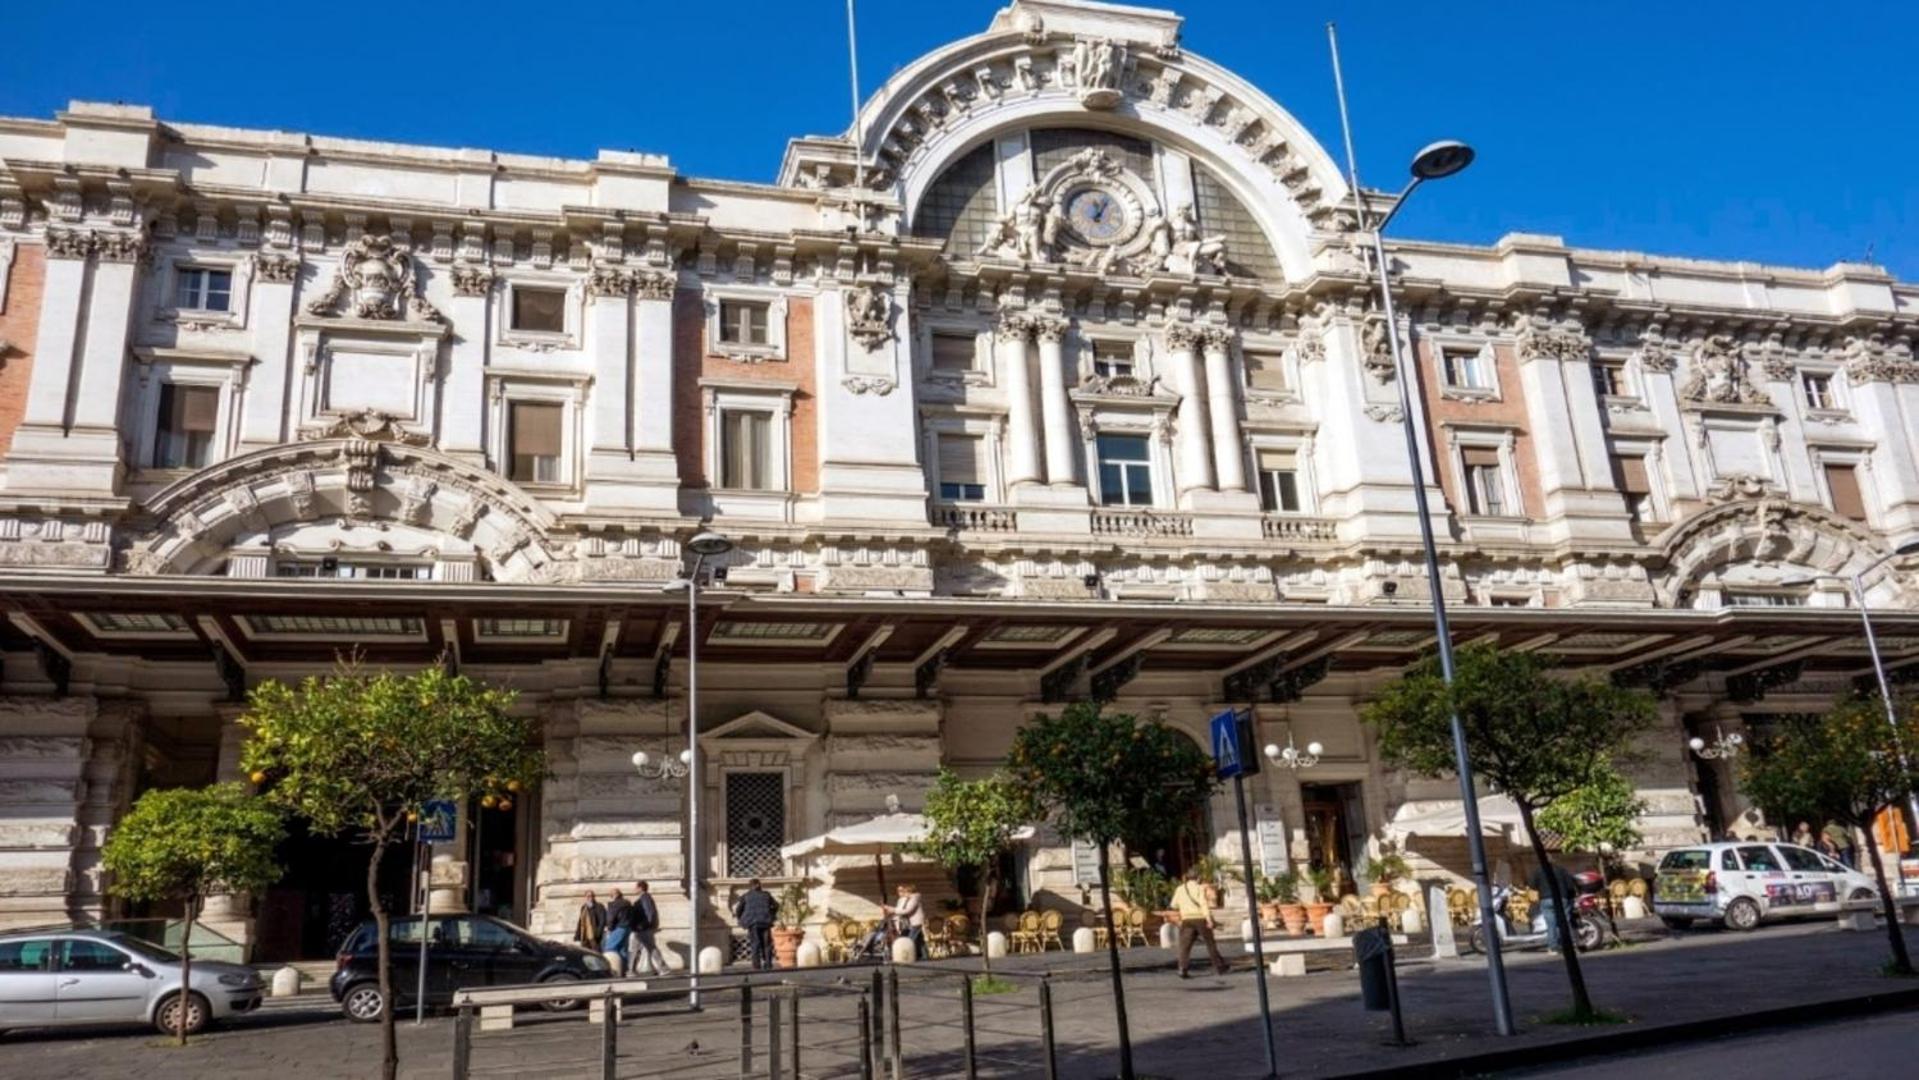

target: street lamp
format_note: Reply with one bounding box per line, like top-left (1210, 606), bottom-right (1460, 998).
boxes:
top-left (1782, 538), bottom-right (1919, 836)
top-left (669, 529), bottom-right (733, 1003)
top-left (1688, 726), bottom-right (1745, 761)
top-left (1351, 135), bottom-right (1516, 1033)
top-left (1263, 733), bottom-right (1324, 770)
top-left (632, 747), bottom-right (693, 781)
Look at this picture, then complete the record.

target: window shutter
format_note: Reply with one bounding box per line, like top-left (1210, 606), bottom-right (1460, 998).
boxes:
top-left (1825, 464), bottom-right (1867, 521)
top-left (511, 403), bottom-right (563, 457)
top-left (1461, 446), bottom-right (1501, 469)
top-left (938, 435), bottom-right (985, 485)
top-left (1257, 449), bottom-right (1296, 473)
top-left (931, 333), bottom-right (975, 371)
top-left (1612, 455), bottom-right (1651, 495)
top-left (179, 386), bottom-right (218, 432)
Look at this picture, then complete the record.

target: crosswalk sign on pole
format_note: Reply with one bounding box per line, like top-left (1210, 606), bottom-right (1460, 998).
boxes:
top-left (1212, 708), bottom-right (1245, 779)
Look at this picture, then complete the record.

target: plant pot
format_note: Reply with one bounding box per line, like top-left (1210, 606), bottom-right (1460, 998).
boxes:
top-left (1304, 901), bottom-right (1333, 936)
top-left (1258, 901), bottom-right (1281, 926)
top-left (771, 927), bottom-right (806, 969)
top-left (1279, 903), bottom-right (1307, 935)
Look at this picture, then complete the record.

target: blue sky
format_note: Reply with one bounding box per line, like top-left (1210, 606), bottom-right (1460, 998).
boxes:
top-left (6, 1), bottom-right (1914, 279)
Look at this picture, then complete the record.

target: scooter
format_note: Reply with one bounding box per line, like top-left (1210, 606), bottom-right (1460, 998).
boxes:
top-left (1464, 881), bottom-right (1602, 954)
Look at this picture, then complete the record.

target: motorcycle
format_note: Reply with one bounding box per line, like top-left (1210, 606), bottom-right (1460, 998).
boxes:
top-left (1464, 878), bottom-right (1603, 955)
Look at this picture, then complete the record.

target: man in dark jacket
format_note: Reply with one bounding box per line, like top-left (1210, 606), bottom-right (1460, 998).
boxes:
top-left (575, 890), bottom-right (608, 952)
top-left (732, 878), bottom-right (778, 971)
top-left (629, 881), bottom-right (668, 976)
top-left (603, 889), bottom-right (633, 976)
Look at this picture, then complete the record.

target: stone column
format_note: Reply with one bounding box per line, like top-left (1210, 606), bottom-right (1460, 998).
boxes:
top-left (1200, 327), bottom-right (1246, 492)
top-left (1034, 317), bottom-right (1078, 486)
top-left (1163, 323), bottom-right (1215, 501)
top-left (8, 228), bottom-right (132, 493)
top-left (237, 252), bottom-right (300, 450)
top-left (629, 272), bottom-right (682, 511)
top-left (996, 313), bottom-right (1042, 488)
top-left (68, 234), bottom-right (142, 431)
top-left (1847, 345), bottom-right (1919, 534)
top-left (199, 712), bottom-right (260, 949)
top-left (440, 263), bottom-right (493, 464)
top-left (582, 267), bottom-right (642, 512)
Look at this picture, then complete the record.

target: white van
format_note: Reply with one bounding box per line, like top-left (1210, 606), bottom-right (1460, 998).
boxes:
top-left (1652, 841), bottom-right (1880, 931)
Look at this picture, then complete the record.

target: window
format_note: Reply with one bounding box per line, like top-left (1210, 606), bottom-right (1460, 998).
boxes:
top-left (1801, 372), bottom-right (1835, 411)
top-left (1191, 162), bottom-right (1283, 278)
top-left (508, 402), bottom-right (563, 484)
top-left (1723, 591), bottom-right (1807, 608)
top-left (709, 621), bottom-right (837, 643)
top-left (1736, 846), bottom-right (1783, 872)
top-left (1461, 447), bottom-right (1507, 516)
top-left (930, 331), bottom-right (977, 374)
top-left (1719, 850), bottom-right (1740, 872)
top-left (1096, 434), bottom-right (1153, 506)
top-left (456, 918), bottom-right (520, 950)
top-left (720, 410), bottom-right (773, 490)
top-left (275, 561), bottom-right (431, 581)
top-left (1778, 846), bottom-right (1826, 873)
top-left (1592, 360), bottom-right (1629, 398)
top-left (1244, 349), bottom-right (1287, 392)
top-left (725, 772), bottom-right (786, 878)
top-left (247, 615), bottom-right (424, 636)
top-left (1256, 449), bottom-right (1301, 513)
top-left (1442, 348), bottom-right (1489, 390)
top-left (938, 434), bottom-right (987, 502)
top-left (1824, 463), bottom-right (1867, 522)
top-left (912, 142), bottom-right (1000, 257)
top-left (1611, 455), bottom-right (1654, 523)
top-left (983, 624), bottom-right (1080, 645)
top-left (1091, 341), bottom-right (1135, 380)
top-left (153, 384), bottom-right (219, 469)
top-left (1488, 595), bottom-right (1532, 608)
top-left (82, 612), bottom-right (190, 634)
top-left (718, 300), bottom-right (769, 346)
top-left (476, 618), bottom-right (568, 638)
top-left (0, 939), bottom-right (55, 972)
top-left (175, 267), bottom-right (232, 312)
top-left (510, 287), bottom-right (566, 334)
top-left (59, 939), bottom-right (129, 972)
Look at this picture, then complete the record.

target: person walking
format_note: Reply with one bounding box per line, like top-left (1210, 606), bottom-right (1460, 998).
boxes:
top-left (1172, 867), bottom-right (1228, 978)
top-left (733, 878), bottom-right (778, 971)
top-left (1822, 822), bottom-right (1857, 869)
top-left (575, 890), bottom-right (608, 954)
top-left (629, 881), bottom-right (669, 976)
top-left (884, 883), bottom-right (927, 960)
top-left (603, 888), bottom-right (632, 977)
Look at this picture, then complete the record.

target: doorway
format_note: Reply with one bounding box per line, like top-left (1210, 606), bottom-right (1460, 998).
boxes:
top-left (1300, 782), bottom-right (1369, 897)
top-left (254, 819), bottom-right (411, 962)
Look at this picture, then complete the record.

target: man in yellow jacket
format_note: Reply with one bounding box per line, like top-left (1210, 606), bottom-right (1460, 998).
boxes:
top-left (1173, 867), bottom-right (1229, 978)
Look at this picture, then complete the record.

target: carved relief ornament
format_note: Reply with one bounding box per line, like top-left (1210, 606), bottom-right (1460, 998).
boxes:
top-left (304, 234), bottom-right (444, 322)
top-left (844, 281), bottom-right (895, 350)
top-left (1679, 334), bottom-right (1769, 406)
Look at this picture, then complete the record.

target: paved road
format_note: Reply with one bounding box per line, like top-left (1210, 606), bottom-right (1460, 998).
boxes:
top-left (1519, 1008), bottom-right (1919, 1078)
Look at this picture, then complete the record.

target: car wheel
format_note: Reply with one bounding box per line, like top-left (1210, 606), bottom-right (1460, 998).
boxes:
top-left (1724, 897), bottom-right (1762, 932)
top-left (1464, 924), bottom-right (1488, 955)
top-left (538, 972), bottom-right (583, 1012)
top-left (1849, 888), bottom-right (1877, 903)
top-left (153, 991), bottom-right (210, 1037)
top-left (1659, 916), bottom-right (1694, 931)
top-left (1573, 917), bottom-right (1604, 952)
top-left (342, 983), bottom-right (387, 1023)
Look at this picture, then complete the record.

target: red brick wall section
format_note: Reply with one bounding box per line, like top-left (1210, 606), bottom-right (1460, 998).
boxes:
top-left (1412, 337), bottom-right (1543, 517)
top-left (0, 244), bottom-right (43, 455)
top-left (672, 291), bottom-right (819, 494)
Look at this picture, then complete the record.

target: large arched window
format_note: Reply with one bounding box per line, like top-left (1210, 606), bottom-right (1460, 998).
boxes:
top-left (1193, 164), bottom-right (1281, 278)
top-left (912, 142), bottom-right (999, 257)
top-left (1030, 127), bottom-right (1155, 180)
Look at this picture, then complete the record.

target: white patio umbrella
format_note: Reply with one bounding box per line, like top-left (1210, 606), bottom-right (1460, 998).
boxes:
top-left (780, 795), bottom-right (1034, 900)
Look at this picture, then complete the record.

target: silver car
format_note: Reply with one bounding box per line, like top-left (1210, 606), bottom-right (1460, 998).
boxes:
top-left (0, 930), bottom-right (264, 1036)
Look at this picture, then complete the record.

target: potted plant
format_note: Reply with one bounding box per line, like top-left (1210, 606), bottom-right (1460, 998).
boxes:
top-left (773, 883), bottom-right (811, 968)
top-left (1364, 842), bottom-right (1411, 900)
top-left (1271, 870), bottom-right (1308, 935)
top-left (1304, 867), bottom-right (1336, 935)
top-left (1252, 870), bottom-right (1283, 926)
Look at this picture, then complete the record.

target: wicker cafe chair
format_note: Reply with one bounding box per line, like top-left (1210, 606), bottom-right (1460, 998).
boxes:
top-left (1039, 909), bottom-right (1066, 951)
top-left (942, 914), bottom-right (971, 957)
top-left (842, 919), bottom-right (870, 958)
top-left (1120, 907), bottom-right (1149, 948)
top-left (1628, 878), bottom-right (1648, 899)
top-left (820, 919), bottom-right (847, 964)
top-left (1081, 909), bottom-right (1110, 950)
top-left (1014, 911), bottom-right (1043, 954)
top-left (1446, 887), bottom-right (1475, 926)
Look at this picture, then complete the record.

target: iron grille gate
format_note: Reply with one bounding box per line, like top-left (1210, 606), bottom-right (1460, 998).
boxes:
top-left (727, 772), bottom-right (786, 879)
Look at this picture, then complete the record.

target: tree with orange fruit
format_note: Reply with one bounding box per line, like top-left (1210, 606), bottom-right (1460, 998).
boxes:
top-left (239, 657), bottom-right (541, 1080)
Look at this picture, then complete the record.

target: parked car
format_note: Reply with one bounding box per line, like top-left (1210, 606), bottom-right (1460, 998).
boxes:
top-left (0, 929), bottom-right (264, 1037)
top-left (329, 914), bottom-right (609, 1022)
top-left (1652, 841), bottom-right (1879, 931)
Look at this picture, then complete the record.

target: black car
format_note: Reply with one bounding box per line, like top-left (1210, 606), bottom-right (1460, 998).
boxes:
top-left (328, 914), bottom-right (609, 1022)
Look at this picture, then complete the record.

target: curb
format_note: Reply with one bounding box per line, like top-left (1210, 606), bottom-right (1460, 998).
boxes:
top-left (1321, 984), bottom-right (1919, 1079)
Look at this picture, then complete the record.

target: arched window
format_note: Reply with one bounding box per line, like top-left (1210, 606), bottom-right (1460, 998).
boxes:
top-left (1030, 127), bottom-right (1155, 180)
top-left (1193, 164), bottom-right (1281, 278)
top-left (913, 142), bottom-right (999, 257)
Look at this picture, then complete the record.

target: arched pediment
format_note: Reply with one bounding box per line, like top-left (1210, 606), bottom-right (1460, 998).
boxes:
top-left (124, 430), bottom-right (564, 582)
top-left (1654, 496), bottom-right (1888, 606)
top-left (792, 4), bottom-right (1351, 282)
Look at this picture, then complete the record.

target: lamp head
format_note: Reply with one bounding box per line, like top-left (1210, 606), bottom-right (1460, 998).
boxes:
top-left (1688, 736), bottom-right (1706, 752)
top-left (1409, 140), bottom-right (1475, 181)
top-left (631, 750), bottom-right (650, 769)
top-left (1306, 741), bottom-right (1324, 757)
top-left (679, 748), bottom-right (693, 765)
top-left (687, 530), bottom-right (735, 557)
top-left (1263, 744), bottom-right (1281, 762)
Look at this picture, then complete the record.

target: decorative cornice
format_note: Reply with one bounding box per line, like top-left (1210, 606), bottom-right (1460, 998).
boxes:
top-left (632, 271), bottom-right (677, 301)
top-left (450, 262), bottom-right (496, 298)
top-left (993, 311), bottom-right (1033, 343)
top-left (255, 252), bottom-right (301, 285)
top-left (43, 227), bottom-right (93, 260)
top-left (586, 266), bottom-right (635, 299)
top-left (92, 230), bottom-right (147, 264)
top-left (1514, 325), bottom-right (1589, 364)
top-left (1842, 334), bottom-right (1919, 385)
top-left (1162, 321), bottom-right (1202, 352)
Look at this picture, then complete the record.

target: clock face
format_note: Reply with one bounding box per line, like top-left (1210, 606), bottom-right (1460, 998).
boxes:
top-left (1066, 187), bottom-right (1129, 245)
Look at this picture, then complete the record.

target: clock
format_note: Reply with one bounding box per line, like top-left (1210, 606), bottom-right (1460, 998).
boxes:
top-left (1065, 187), bottom-right (1130, 246)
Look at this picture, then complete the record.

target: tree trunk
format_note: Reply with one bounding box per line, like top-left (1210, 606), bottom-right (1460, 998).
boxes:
top-left (175, 896), bottom-right (198, 1046)
top-left (1518, 802), bottom-right (1594, 1020)
top-left (1096, 842), bottom-right (1134, 1080)
top-left (368, 835), bottom-right (398, 1080)
top-left (1862, 815), bottom-right (1914, 975)
top-left (978, 863), bottom-right (996, 976)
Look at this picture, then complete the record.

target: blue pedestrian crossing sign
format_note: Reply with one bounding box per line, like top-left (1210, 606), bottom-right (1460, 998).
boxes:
top-left (1212, 708), bottom-right (1255, 780)
top-left (420, 799), bottom-right (458, 845)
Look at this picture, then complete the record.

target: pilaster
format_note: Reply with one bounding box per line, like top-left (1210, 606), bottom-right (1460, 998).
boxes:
top-left (1034, 317), bottom-right (1079, 486)
top-left (440, 262), bottom-right (492, 464)
top-left (236, 252), bottom-right (300, 450)
top-left (1163, 322), bottom-right (1215, 504)
top-left (629, 272), bottom-right (683, 510)
top-left (996, 313), bottom-right (1042, 488)
top-left (1514, 324), bottom-right (1633, 542)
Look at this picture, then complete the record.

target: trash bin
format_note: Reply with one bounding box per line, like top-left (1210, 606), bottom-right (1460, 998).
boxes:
top-left (1353, 925), bottom-right (1392, 1011)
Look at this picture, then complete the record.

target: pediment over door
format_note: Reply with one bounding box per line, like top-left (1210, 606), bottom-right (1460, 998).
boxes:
top-left (699, 710), bottom-right (819, 771)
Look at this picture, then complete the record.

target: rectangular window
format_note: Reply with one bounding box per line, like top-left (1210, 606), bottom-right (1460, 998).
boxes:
top-left (937, 434), bottom-right (987, 502)
top-left (508, 401), bottom-right (563, 484)
top-left (1611, 454), bottom-right (1654, 523)
top-left (930, 331), bottom-right (977, 373)
top-left (1442, 348), bottom-right (1488, 390)
top-left (1096, 433), bottom-right (1154, 506)
top-left (248, 615), bottom-right (424, 635)
top-left (718, 300), bottom-right (770, 346)
top-left (721, 410), bottom-right (773, 490)
top-left (153, 383), bottom-right (219, 469)
top-left (1592, 360), bottom-right (1628, 398)
top-left (1802, 372), bottom-right (1835, 411)
top-left (275, 562), bottom-right (430, 580)
top-left (1091, 341), bottom-right (1135, 380)
top-left (1824, 462), bottom-right (1867, 522)
top-left (1724, 591), bottom-right (1808, 608)
top-left (725, 771), bottom-right (786, 878)
top-left (1244, 349), bottom-right (1287, 392)
top-left (175, 267), bottom-right (233, 312)
top-left (1461, 447), bottom-right (1506, 516)
top-left (1256, 449), bottom-right (1301, 513)
top-left (510, 287), bottom-right (567, 333)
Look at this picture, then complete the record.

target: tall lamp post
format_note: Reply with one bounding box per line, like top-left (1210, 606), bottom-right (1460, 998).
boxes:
top-left (657, 529), bottom-right (735, 1004)
top-left (1784, 538), bottom-right (1919, 847)
top-left (1348, 133), bottom-right (1516, 1034)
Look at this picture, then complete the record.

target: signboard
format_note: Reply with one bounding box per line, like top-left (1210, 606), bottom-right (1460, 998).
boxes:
top-left (420, 799), bottom-right (458, 845)
top-left (1071, 840), bottom-right (1101, 888)
top-left (1254, 804), bottom-right (1287, 878)
top-left (1212, 709), bottom-right (1258, 780)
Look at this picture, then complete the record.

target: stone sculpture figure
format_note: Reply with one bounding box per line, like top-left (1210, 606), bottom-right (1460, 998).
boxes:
top-left (1073, 37), bottom-right (1127, 108)
top-left (977, 185), bottom-right (1061, 263)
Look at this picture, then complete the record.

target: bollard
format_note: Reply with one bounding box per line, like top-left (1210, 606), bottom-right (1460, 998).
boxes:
top-left (451, 1005), bottom-right (472, 1080)
top-left (600, 988), bottom-right (617, 1080)
top-left (790, 989), bottom-right (801, 1080)
top-left (768, 992), bottom-right (784, 1080)
top-left (1380, 917), bottom-right (1412, 1048)
top-left (960, 973), bottom-right (978, 1080)
top-left (858, 994), bottom-right (875, 1080)
top-left (1072, 926), bottom-right (1096, 953)
top-left (739, 983), bottom-right (754, 1078)
top-left (886, 966), bottom-right (903, 1080)
top-left (871, 968), bottom-right (886, 1061)
top-left (1039, 975), bottom-right (1059, 1080)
